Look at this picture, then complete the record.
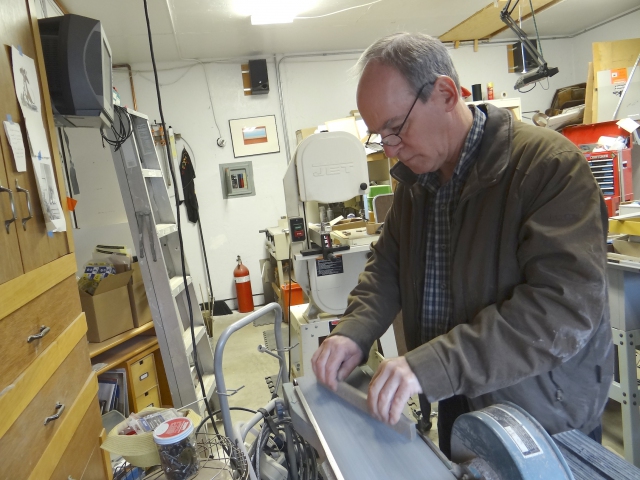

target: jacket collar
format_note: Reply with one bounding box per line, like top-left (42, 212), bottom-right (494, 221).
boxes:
top-left (389, 104), bottom-right (512, 193)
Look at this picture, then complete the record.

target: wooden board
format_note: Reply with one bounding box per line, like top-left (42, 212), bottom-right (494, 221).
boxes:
top-left (584, 62), bottom-right (594, 125)
top-left (439, 0), bottom-right (561, 43)
top-left (91, 335), bottom-right (159, 375)
top-left (591, 38), bottom-right (640, 125)
top-left (0, 138), bottom-right (24, 285)
top-left (0, 0), bottom-right (71, 274)
top-left (0, 275), bottom-right (81, 392)
top-left (0, 253), bottom-right (76, 319)
top-left (88, 321), bottom-right (155, 358)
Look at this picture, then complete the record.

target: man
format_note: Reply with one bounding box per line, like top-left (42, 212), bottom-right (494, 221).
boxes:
top-left (311, 32), bottom-right (613, 458)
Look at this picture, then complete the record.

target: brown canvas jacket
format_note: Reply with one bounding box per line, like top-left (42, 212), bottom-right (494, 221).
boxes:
top-left (332, 104), bottom-right (614, 435)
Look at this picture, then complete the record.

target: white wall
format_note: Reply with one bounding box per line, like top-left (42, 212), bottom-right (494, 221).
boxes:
top-left (68, 9), bottom-right (637, 305)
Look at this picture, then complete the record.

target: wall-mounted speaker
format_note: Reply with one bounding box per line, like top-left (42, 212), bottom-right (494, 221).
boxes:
top-left (507, 41), bottom-right (538, 74)
top-left (248, 59), bottom-right (269, 95)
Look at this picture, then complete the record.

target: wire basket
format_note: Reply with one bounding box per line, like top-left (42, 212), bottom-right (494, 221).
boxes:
top-left (113, 433), bottom-right (249, 480)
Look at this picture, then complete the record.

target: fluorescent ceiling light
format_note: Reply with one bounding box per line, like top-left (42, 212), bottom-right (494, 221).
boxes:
top-left (251, 14), bottom-right (294, 25)
top-left (235, 0), bottom-right (317, 25)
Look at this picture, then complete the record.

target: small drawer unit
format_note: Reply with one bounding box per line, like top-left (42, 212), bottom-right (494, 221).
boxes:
top-left (129, 353), bottom-right (158, 399)
top-left (136, 385), bottom-right (161, 410)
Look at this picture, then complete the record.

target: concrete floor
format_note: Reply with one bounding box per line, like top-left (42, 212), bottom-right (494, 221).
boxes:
top-left (210, 310), bottom-right (626, 460)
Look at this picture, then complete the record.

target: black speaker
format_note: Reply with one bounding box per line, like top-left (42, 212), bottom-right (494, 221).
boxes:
top-left (507, 41), bottom-right (538, 73)
top-left (248, 59), bottom-right (269, 95)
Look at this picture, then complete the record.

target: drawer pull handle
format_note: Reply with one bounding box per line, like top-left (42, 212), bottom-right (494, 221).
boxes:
top-left (27, 325), bottom-right (51, 343)
top-left (15, 179), bottom-right (33, 230)
top-left (44, 402), bottom-right (65, 425)
top-left (0, 184), bottom-right (17, 233)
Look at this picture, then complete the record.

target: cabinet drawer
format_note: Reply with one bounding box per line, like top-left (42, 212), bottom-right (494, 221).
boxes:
top-left (50, 395), bottom-right (106, 480)
top-left (0, 338), bottom-right (92, 479)
top-left (130, 352), bottom-right (158, 397)
top-left (0, 275), bottom-right (80, 392)
top-left (136, 385), bottom-right (162, 411)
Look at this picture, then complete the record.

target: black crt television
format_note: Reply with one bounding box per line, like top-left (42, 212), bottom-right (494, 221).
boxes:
top-left (38, 14), bottom-right (113, 128)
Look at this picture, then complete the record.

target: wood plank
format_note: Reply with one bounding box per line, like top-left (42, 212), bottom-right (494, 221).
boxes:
top-left (0, 0), bottom-right (70, 273)
top-left (99, 428), bottom-right (115, 480)
top-left (584, 62), bottom-right (594, 125)
top-left (50, 398), bottom-right (105, 480)
top-left (88, 321), bottom-right (155, 358)
top-left (0, 312), bottom-right (87, 439)
top-left (592, 39), bottom-right (640, 125)
top-left (0, 253), bottom-right (76, 319)
top-left (439, 0), bottom-right (558, 43)
top-left (0, 338), bottom-right (92, 479)
top-left (0, 275), bottom-right (81, 392)
top-left (28, 373), bottom-right (99, 480)
top-left (91, 335), bottom-right (159, 375)
top-left (0, 134), bottom-right (24, 285)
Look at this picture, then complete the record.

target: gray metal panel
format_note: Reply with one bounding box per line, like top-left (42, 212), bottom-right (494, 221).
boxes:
top-left (295, 376), bottom-right (457, 480)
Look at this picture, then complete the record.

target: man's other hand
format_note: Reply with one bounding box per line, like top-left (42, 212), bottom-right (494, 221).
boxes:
top-left (311, 336), bottom-right (363, 391)
top-left (368, 357), bottom-right (423, 425)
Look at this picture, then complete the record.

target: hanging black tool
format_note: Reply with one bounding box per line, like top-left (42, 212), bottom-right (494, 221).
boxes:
top-left (179, 147), bottom-right (199, 223)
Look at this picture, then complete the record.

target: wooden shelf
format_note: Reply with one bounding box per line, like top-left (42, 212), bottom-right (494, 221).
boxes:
top-left (88, 322), bottom-right (155, 358)
top-left (91, 335), bottom-right (158, 376)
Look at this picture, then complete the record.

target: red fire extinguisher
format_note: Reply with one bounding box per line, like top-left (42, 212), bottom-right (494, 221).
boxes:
top-left (234, 255), bottom-right (254, 313)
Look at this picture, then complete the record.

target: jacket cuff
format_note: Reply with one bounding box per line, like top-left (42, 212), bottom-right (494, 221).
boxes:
top-left (405, 343), bottom-right (455, 403)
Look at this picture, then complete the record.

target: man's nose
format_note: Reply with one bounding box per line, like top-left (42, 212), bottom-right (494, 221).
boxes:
top-left (383, 143), bottom-right (401, 157)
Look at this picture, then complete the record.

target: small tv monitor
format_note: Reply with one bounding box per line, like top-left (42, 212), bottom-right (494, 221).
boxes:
top-left (38, 14), bottom-right (113, 128)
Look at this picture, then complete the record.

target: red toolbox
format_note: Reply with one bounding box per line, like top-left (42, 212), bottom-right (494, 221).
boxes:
top-left (563, 121), bottom-right (633, 217)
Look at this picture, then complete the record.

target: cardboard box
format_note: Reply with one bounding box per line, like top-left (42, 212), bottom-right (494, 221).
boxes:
top-left (129, 263), bottom-right (153, 328)
top-left (80, 270), bottom-right (134, 343)
top-left (366, 222), bottom-right (384, 235)
top-left (613, 235), bottom-right (640, 257)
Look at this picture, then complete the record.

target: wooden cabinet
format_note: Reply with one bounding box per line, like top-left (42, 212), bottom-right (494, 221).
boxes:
top-left (0, 1), bottom-right (109, 479)
top-left (0, 0), bottom-right (73, 288)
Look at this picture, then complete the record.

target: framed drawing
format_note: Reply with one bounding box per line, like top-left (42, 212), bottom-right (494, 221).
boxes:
top-left (229, 115), bottom-right (280, 158)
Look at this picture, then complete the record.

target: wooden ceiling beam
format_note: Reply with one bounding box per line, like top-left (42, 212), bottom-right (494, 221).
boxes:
top-left (439, 0), bottom-right (560, 44)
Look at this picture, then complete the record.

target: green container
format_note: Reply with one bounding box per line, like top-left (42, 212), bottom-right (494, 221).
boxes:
top-left (367, 185), bottom-right (392, 210)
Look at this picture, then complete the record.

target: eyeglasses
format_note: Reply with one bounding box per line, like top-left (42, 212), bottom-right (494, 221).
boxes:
top-left (365, 80), bottom-right (433, 149)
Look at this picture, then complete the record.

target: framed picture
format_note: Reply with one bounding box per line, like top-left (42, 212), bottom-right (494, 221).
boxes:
top-left (229, 115), bottom-right (280, 158)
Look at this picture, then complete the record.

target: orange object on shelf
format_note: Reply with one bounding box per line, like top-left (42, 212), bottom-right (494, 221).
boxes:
top-left (281, 282), bottom-right (304, 322)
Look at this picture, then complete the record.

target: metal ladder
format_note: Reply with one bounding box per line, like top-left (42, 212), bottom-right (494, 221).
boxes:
top-left (108, 108), bottom-right (217, 414)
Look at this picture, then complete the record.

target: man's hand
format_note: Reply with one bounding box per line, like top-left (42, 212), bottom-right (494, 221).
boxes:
top-left (311, 336), bottom-right (363, 391)
top-left (368, 357), bottom-right (423, 425)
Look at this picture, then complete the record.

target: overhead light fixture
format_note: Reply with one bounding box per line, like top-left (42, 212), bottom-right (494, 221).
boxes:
top-left (500, 0), bottom-right (559, 90)
top-left (250, 13), bottom-right (294, 25)
top-left (235, 0), bottom-right (317, 25)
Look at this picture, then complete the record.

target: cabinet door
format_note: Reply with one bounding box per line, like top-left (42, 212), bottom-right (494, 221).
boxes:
top-left (0, 145), bottom-right (23, 284)
top-left (0, 0), bottom-right (72, 274)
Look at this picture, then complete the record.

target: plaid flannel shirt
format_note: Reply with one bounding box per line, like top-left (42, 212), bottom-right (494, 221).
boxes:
top-left (418, 106), bottom-right (486, 343)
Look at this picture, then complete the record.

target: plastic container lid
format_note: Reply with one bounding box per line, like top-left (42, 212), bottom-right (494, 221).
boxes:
top-left (153, 417), bottom-right (194, 446)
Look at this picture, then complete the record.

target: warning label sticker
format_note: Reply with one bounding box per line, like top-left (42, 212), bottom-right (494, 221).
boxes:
top-left (484, 406), bottom-right (542, 458)
top-left (316, 257), bottom-right (344, 277)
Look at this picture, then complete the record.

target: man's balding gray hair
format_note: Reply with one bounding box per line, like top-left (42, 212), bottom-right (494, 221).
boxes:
top-left (355, 32), bottom-right (460, 101)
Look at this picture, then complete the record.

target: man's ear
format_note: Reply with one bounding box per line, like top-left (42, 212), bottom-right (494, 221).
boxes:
top-left (433, 76), bottom-right (459, 113)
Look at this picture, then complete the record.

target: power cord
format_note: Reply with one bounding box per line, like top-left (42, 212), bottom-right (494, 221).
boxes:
top-left (142, 0), bottom-right (216, 428)
top-left (100, 105), bottom-right (133, 151)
